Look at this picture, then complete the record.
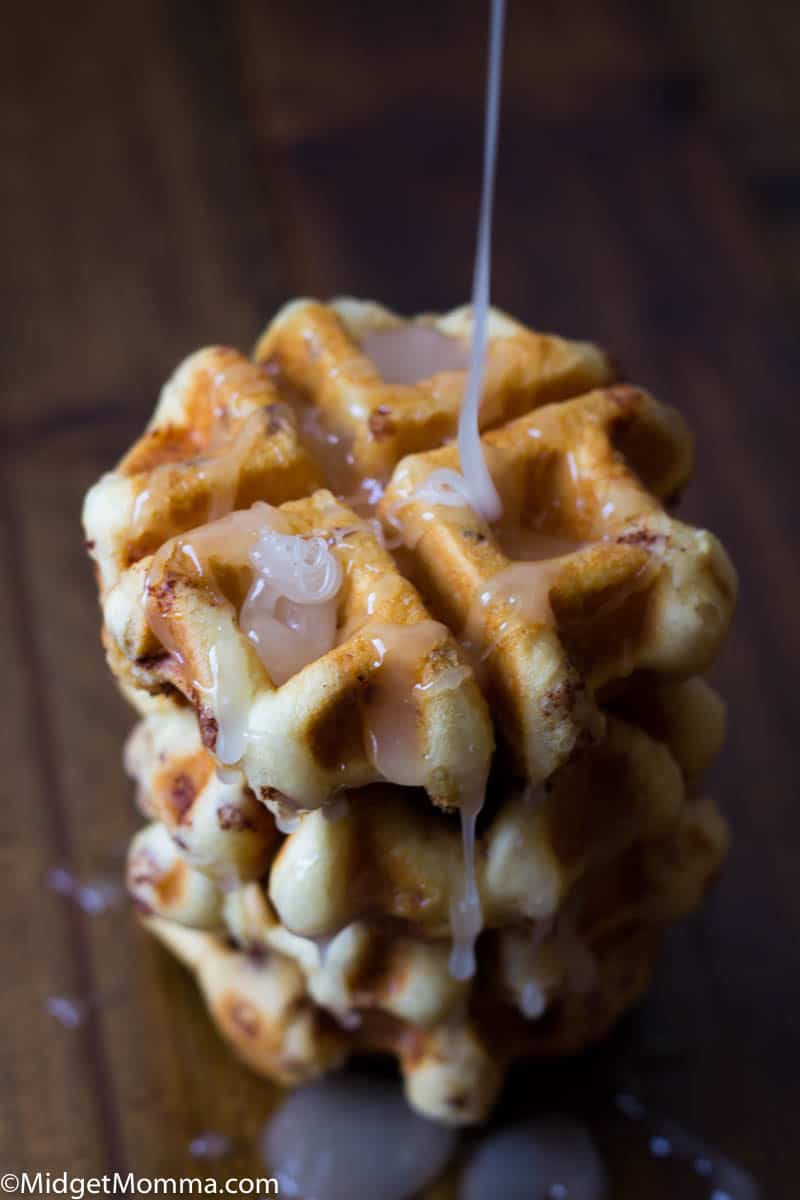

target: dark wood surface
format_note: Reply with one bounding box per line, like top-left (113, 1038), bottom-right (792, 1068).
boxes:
top-left (1, 1), bottom-right (797, 1195)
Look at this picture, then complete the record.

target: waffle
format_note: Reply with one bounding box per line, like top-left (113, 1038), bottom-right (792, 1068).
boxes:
top-left (379, 383), bottom-right (735, 782)
top-left (126, 698), bottom-right (727, 1122)
top-left (254, 298), bottom-right (616, 481)
top-left (83, 297), bottom-right (736, 1125)
top-left (124, 709), bottom-right (279, 886)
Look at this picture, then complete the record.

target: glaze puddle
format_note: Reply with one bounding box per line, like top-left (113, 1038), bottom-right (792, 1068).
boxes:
top-left (460, 1115), bottom-right (608, 1200)
top-left (261, 1073), bottom-right (457, 1200)
top-left (361, 325), bottom-right (470, 385)
top-left (256, 1067), bottom-right (762, 1199)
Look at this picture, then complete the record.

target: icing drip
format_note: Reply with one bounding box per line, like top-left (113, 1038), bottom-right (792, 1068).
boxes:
top-left (360, 619), bottom-right (486, 979)
top-left (392, 467), bottom-right (477, 541)
top-left (204, 410), bottom-right (266, 521)
top-left (456, 0), bottom-right (505, 522)
top-left (362, 621), bottom-right (447, 785)
top-left (188, 1132), bottom-right (233, 1160)
top-left (449, 795), bottom-right (483, 981)
top-left (262, 1073), bottom-right (457, 1200)
top-left (519, 916), bottom-right (556, 1018)
top-left (132, 408), bottom-right (270, 537)
top-left (495, 526), bottom-right (585, 563)
top-left (461, 557), bottom-right (573, 677)
top-left (360, 324), bottom-right (470, 385)
top-left (204, 640), bottom-right (249, 766)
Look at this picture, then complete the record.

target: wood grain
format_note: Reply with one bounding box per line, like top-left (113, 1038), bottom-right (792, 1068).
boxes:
top-left (1, 1), bottom-right (797, 1195)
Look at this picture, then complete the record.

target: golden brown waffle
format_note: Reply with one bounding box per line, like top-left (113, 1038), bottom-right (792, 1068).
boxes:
top-left (254, 298), bottom-right (616, 480)
top-left (85, 347), bottom-right (323, 597)
top-left (84, 297), bottom-right (736, 1125)
top-left (380, 384), bottom-right (735, 783)
top-left (266, 716), bottom-right (684, 941)
top-left (103, 490), bottom-right (493, 818)
top-left (124, 708), bottom-right (279, 886)
top-left (128, 693), bottom-right (727, 1122)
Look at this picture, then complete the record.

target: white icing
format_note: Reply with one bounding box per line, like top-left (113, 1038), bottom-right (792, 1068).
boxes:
top-left (188, 1132), bottom-right (233, 1160)
top-left (46, 996), bottom-right (87, 1029)
top-left (241, 530), bottom-right (342, 687)
top-left (361, 325), bottom-right (470, 385)
top-left (462, 558), bottom-right (572, 676)
top-left (204, 640), bottom-right (250, 765)
top-left (204, 410), bottom-right (266, 521)
top-left (147, 504), bottom-right (343, 750)
top-left (249, 526), bottom-right (342, 605)
top-left (133, 408), bottom-right (268, 538)
top-left (614, 1095), bottom-right (762, 1199)
top-left (363, 621), bottom-right (446, 786)
top-left (460, 1116), bottom-right (608, 1200)
top-left (407, 467), bottom-right (476, 513)
top-left (519, 978), bottom-right (548, 1019)
top-left (48, 867), bottom-right (123, 915)
top-left (456, 0), bottom-right (505, 523)
top-left (449, 799), bottom-right (483, 981)
top-left (262, 1073), bottom-right (457, 1200)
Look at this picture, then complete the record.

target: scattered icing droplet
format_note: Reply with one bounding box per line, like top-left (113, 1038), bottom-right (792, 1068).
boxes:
top-left (188, 1132), bottom-right (233, 1160)
top-left (415, 664), bottom-right (471, 696)
top-left (649, 1135), bottom-right (672, 1158)
top-left (48, 866), bottom-right (77, 895)
top-left (262, 1073), bottom-right (457, 1200)
top-left (76, 879), bottom-right (124, 914)
top-left (48, 866), bottom-right (123, 914)
top-left (449, 801), bottom-right (483, 981)
top-left (362, 621), bottom-right (447, 786)
top-left (460, 1115), bottom-right (608, 1200)
top-left (46, 996), bottom-right (96, 1028)
top-left (147, 502), bottom-right (343, 763)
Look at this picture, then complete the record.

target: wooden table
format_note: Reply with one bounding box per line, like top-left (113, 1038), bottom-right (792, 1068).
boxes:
top-left (1, 2), bottom-right (797, 1196)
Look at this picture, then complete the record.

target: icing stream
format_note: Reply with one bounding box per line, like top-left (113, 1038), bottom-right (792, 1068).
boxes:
top-left (456, 0), bottom-right (505, 522)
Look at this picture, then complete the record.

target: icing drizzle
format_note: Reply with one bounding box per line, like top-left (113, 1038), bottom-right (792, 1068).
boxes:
top-left (456, 0), bottom-right (505, 523)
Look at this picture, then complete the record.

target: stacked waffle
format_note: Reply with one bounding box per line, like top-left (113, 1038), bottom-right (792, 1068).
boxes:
top-left (83, 299), bottom-right (735, 1124)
